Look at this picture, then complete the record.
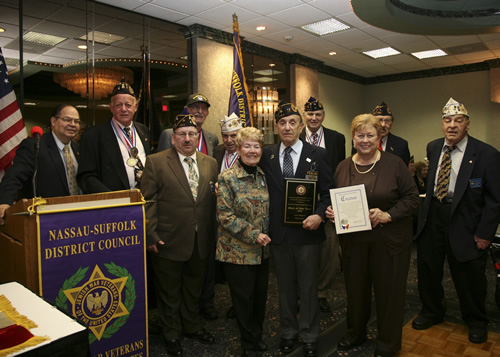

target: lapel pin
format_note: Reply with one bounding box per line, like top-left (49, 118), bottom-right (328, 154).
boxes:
top-left (270, 154), bottom-right (275, 160)
top-left (306, 158), bottom-right (311, 163)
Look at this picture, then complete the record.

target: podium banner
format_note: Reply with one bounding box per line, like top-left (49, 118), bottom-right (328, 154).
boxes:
top-left (37, 204), bottom-right (147, 357)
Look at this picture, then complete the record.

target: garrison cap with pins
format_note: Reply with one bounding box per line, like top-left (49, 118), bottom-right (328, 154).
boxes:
top-left (220, 112), bottom-right (243, 133)
top-left (111, 77), bottom-right (135, 98)
top-left (173, 107), bottom-right (197, 130)
top-left (372, 102), bottom-right (392, 117)
top-left (442, 97), bottom-right (469, 118)
top-left (304, 96), bottom-right (324, 112)
top-left (275, 101), bottom-right (301, 122)
top-left (186, 93), bottom-right (210, 107)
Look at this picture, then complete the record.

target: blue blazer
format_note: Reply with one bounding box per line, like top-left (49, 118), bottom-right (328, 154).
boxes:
top-left (416, 136), bottom-right (500, 262)
top-left (259, 140), bottom-right (334, 245)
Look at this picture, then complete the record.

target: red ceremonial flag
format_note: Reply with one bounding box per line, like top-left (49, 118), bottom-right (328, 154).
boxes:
top-left (0, 47), bottom-right (26, 179)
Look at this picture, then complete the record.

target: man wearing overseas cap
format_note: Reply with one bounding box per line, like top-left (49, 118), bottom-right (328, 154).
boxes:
top-left (259, 101), bottom-right (334, 357)
top-left (412, 98), bottom-right (500, 344)
top-left (353, 102), bottom-right (410, 166)
top-left (77, 78), bottom-right (151, 193)
top-left (141, 111), bottom-right (218, 356)
top-left (157, 93), bottom-right (219, 157)
top-left (299, 96), bottom-right (345, 314)
top-left (214, 112), bottom-right (243, 173)
top-left (0, 104), bottom-right (81, 225)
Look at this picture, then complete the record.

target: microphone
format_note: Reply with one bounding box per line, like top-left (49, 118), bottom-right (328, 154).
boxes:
top-left (30, 126), bottom-right (43, 138)
top-left (31, 126), bottom-right (43, 197)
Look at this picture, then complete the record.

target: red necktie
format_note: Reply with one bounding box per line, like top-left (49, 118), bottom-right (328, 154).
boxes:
top-left (378, 139), bottom-right (382, 151)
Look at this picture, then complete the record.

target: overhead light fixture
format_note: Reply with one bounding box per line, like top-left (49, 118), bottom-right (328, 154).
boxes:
top-left (162, 94), bottom-right (178, 99)
top-left (329, 51), bottom-right (336, 56)
top-left (256, 26), bottom-right (266, 31)
top-left (301, 18), bottom-right (350, 36)
top-left (253, 69), bottom-right (282, 76)
top-left (78, 45), bottom-right (87, 50)
top-left (180, 55), bottom-right (188, 60)
top-left (24, 102), bottom-right (37, 106)
top-left (411, 49), bottom-right (447, 59)
top-left (53, 66), bottom-right (133, 100)
top-left (75, 104), bottom-right (87, 108)
top-left (363, 47), bottom-right (401, 59)
top-left (0, 28), bottom-right (5, 33)
top-left (252, 77), bottom-right (276, 83)
top-left (79, 31), bottom-right (124, 45)
top-left (23, 31), bottom-right (66, 46)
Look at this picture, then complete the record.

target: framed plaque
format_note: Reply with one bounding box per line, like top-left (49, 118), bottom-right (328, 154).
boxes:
top-left (284, 178), bottom-right (317, 225)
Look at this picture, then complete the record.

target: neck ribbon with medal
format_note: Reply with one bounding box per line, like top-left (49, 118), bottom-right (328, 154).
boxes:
top-left (223, 151), bottom-right (238, 171)
top-left (112, 120), bottom-right (144, 188)
top-left (307, 128), bottom-right (323, 147)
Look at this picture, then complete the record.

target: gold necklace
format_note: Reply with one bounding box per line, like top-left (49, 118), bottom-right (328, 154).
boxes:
top-left (353, 151), bottom-right (380, 174)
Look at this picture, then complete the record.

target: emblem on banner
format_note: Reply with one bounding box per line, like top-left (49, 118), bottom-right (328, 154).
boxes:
top-left (56, 263), bottom-right (136, 343)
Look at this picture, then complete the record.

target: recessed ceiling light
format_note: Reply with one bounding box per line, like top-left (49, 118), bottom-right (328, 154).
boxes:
top-left (23, 31), bottom-right (66, 46)
top-left (329, 51), bottom-right (336, 56)
top-left (411, 49), bottom-right (447, 59)
top-left (79, 31), bottom-right (124, 45)
top-left (301, 18), bottom-right (350, 36)
top-left (256, 26), bottom-right (266, 31)
top-left (363, 47), bottom-right (401, 59)
top-left (269, 63), bottom-right (276, 67)
top-left (78, 45), bottom-right (87, 50)
top-left (180, 55), bottom-right (188, 60)
top-left (0, 28), bottom-right (5, 33)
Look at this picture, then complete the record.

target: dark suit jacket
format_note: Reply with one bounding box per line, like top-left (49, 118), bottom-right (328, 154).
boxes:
top-left (214, 144), bottom-right (225, 172)
top-left (352, 132), bottom-right (410, 166)
top-left (300, 126), bottom-right (346, 172)
top-left (77, 120), bottom-right (151, 193)
top-left (141, 149), bottom-right (218, 261)
top-left (417, 136), bottom-right (500, 262)
top-left (259, 140), bottom-right (334, 245)
top-left (0, 132), bottom-right (79, 204)
top-left (157, 128), bottom-right (219, 157)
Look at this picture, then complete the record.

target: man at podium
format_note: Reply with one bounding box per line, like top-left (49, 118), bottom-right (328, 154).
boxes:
top-left (0, 104), bottom-right (81, 225)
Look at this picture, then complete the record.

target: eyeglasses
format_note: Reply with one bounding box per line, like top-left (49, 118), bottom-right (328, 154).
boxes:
top-left (56, 117), bottom-right (81, 125)
top-left (378, 118), bottom-right (392, 124)
top-left (175, 132), bottom-right (198, 138)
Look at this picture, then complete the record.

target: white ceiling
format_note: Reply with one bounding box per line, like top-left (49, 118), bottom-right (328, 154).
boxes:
top-left (95, 0), bottom-right (500, 78)
top-left (1, 0), bottom-right (500, 79)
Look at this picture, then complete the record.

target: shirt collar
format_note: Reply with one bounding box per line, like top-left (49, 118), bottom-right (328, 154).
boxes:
top-left (444, 135), bottom-right (468, 153)
top-left (280, 139), bottom-right (303, 156)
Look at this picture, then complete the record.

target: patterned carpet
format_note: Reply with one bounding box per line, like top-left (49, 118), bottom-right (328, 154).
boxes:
top-left (148, 242), bottom-right (500, 356)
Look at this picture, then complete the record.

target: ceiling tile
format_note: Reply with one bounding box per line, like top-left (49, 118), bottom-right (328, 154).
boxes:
top-left (232, 0), bottom-right (304, 16)
top-left (132, 3), bottom-right (190, 22)
top-left (270, 3), bottom-right (330, 28)
top-left (149, 0), bottom-right (224, 16)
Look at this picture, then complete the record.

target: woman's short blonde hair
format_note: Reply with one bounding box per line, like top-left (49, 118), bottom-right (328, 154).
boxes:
top-left (350, 113), bottom-right (383, 138)
top-left (415, 161), bottom-right (428, 175)
top-left (236, 127), bottom-right (264, 148)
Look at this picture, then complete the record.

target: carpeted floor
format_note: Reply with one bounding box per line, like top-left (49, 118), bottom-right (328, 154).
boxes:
top-left (148, 242), bottom-right (500, 356)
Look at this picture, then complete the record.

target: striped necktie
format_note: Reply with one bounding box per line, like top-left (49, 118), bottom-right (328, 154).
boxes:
top-left (64, 144), bottom-right (79, 195)
top-left (435, 145), bottom-right (454, 201)
top-left (311, 133), bottom-right (319, 146)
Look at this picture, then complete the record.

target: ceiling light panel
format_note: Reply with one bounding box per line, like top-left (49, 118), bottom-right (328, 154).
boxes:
top-left (23, 31), bottom-right (66, 46)
top-left (411, 49), bottom-right (448, 59)
top-left (301, 18), bottom-right (350, 36)
top-left (363, 47), bottom-right (401, 58)
top-left (79, 31), bottom-right (125, 45)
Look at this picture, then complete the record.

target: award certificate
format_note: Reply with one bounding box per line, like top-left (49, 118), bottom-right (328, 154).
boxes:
top-left (330, 184), bottom-right (371, 234)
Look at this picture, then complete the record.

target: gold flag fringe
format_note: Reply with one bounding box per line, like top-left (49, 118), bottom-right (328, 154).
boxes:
top-left (0, 295), bottom-right (49, 356)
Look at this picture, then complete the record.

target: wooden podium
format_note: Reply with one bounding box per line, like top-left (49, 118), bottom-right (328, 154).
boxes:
top-left (0, 190), bottom-right (143, 294)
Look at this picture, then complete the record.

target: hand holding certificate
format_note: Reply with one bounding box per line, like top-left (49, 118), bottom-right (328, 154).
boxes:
top-left (329, 184), bottom-right (371, 234)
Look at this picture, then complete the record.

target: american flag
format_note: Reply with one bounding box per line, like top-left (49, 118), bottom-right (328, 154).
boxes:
top-left (0, 47), bottom-right (26, 180)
